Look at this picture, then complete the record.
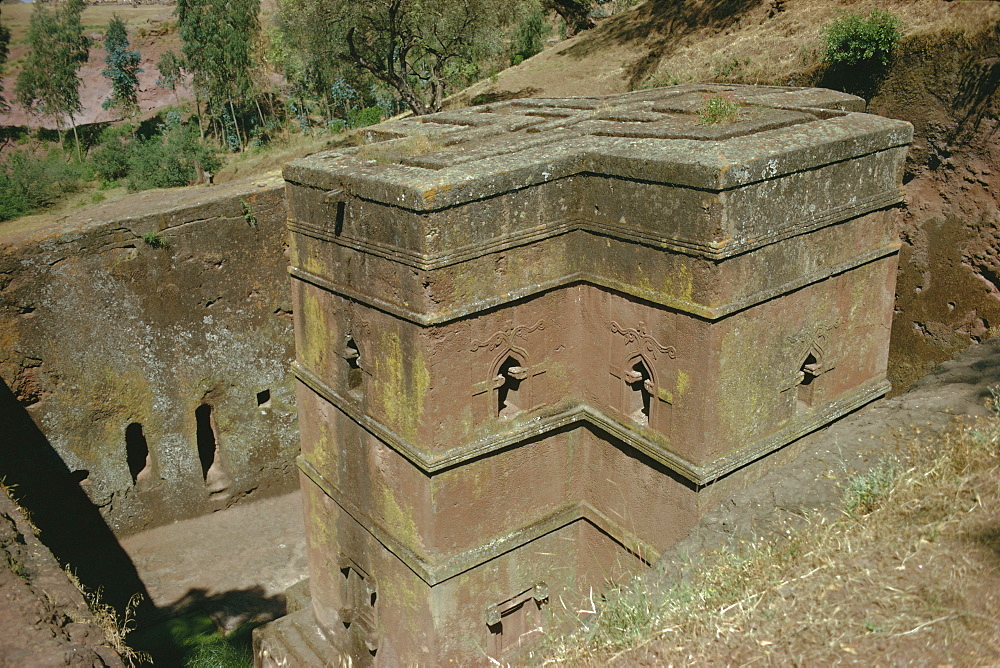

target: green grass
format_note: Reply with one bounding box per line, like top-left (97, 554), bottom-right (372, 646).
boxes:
top-left (698, 92), bottom-right (739, 125)
top-left (129, 610), bottom-right (254, 668)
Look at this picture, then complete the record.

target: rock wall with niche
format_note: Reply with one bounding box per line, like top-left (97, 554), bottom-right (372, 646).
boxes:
top-left (0, 177), bottom-right (298, 536)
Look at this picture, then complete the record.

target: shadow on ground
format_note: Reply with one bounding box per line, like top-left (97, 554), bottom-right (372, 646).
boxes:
top-left (130, 586), bottom-right (285, 666)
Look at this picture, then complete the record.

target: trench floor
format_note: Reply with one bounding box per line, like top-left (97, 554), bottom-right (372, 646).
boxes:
top-left (121, 490), bottom-right (307, 662)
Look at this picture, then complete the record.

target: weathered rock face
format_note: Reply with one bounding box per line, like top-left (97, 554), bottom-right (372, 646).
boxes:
top-left (869, 25), bottom-right (1000, 392)
top-left (0, 179), bottom-right (298, 536)
top-left (256, 85), bottom-right (911, 665)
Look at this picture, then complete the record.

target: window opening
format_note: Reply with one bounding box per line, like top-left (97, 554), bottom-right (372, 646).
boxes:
top-left (623, 359), bottom-right (653, 426)
top-left (344, 336), bottom-right (362, 391)
top-left (256, 389), bottom-right (271, 407)
top-left (797, 353), bottom-right (820, 408)
top-left (339, 563), bottom-right (378, 653)
top-left (125, 422), bottom-right (152, 485)
top-left (496, 356), bottom-right (527, 420)
top-left (487, 585), bottom-right (547, 657)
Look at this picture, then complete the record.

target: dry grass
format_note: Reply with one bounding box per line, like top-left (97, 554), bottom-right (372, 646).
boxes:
top-left (544, 392), bottom-right (1000, 665)
top-left (456, 0), bottom-right (1000, 103)
top-left (64, 568), bottom-right (150, 668)
top-left (212, 132), bottom-right (335, 184)
top-left (641, 0), bottom-right (1000, 89)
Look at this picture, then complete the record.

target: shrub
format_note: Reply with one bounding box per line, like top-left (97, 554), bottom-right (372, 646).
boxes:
top-left (347, 106), bottom-right (384, 128)
top-left (126, 112), bottom-right (220, 191)
top-left (91, 124), bottom-right (135, 183)
top-left (823, 9), bottom-right (902, 67)
top-left (140, 232), bottom-right (166, 247)
top-left (0, 150), bottom-right (85, 221)
top-left (509, 1), bottom-right (547, 66)
top-left (698, 92), bottom-right (739, 125)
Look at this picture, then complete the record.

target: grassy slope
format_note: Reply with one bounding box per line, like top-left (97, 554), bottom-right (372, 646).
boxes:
top-left (454, 0), bottom-right (998, 103)
top-left (547, 410), bottom-right (1000, 665)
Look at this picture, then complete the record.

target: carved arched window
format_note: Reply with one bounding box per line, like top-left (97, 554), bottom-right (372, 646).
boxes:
top-left (623, 356), bottom-right (655, 426)
top-left (494, 353), bottom-right (528, 420)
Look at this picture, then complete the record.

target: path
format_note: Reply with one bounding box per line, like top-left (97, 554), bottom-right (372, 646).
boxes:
top-left (121, 490), bottom-right (308, 633)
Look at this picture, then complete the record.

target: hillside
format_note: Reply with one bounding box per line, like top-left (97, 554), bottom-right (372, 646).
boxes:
top-left (0, 3), bottom-right (187, 128)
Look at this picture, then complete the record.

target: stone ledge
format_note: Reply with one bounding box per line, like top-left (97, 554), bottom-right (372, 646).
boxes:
top-left (289, 242), bottom-right (899, 325)
top-left (300, 457), bottom-right (658, 586)
top-left (293, 361), bottom-right (889, 484)
top-left (288, 187), bottom-right (903, 268)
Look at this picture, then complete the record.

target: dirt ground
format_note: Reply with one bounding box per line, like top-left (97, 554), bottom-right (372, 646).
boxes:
top-left (120, 491), bottom-right (307, 635)
top-left (0, 488), bottom-right (126, 667)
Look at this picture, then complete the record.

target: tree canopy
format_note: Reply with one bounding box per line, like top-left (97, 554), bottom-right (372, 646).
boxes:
top-left (15, 0), bottom-right (89, 156)
top-left (277, 0), bottom-right (515, 115)
top-left (0, 6), bottom-right (11, 112)
top-left (102, 15), bottom-right (143, 118)
top-left (176, 0), bottom-right (262, 148)
top-left (156, 50), bottom-right (184, 103)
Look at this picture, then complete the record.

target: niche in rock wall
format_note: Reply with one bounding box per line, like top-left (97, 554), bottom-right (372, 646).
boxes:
top-left (256, 389), bottom-right (271, 408)
top-left (486, 583), bottom-right (548, 659)
top-left (495, 354), bottom-right (528, 420)
top-left (125, 422), bottom-right (153, 486)
top-left (196, 403), bottom-right (231, 498)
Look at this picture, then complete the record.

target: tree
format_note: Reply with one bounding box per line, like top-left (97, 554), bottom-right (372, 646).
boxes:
top-left (102, 15), bottom-right (143, 119)
top-left (15, 0), bottom-right (89, 160)
top-left (545, 0), bottom-right (594, 37)
top-left (278, 0), bottom-right (514, 116)
top-left (176, 0), bottom-right (263, 150)
top-left (156, 50), bottom-right (184, 104)
top-left (0, 5), bottom-right (11, 112)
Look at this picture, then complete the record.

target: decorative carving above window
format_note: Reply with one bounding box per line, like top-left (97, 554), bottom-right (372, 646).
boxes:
top-left (610, 321), bottom-right (675, 360)
top-left (471, 320), bottom-right (546, 353)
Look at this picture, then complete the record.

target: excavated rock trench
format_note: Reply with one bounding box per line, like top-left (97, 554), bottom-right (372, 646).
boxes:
top-left (114, 337), bottom-right (1000, 663)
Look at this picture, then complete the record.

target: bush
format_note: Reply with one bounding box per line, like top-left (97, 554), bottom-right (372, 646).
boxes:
top-left (823, 9), bottom-right (902, 67)
top-left (509, 1), bottom-right (547, 66)
top-left (91, 124), bottom-right (135, 183)
top-left (347, 106), bottom-right (383, 128)
top-left (0, 150), bottom-right (86, 221)
top-left (126, 112), bottom-right (220, 191)
top-left (698, 92), bottom-right (739, 125)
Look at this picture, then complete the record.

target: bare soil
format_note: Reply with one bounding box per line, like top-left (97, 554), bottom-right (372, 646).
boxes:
top-left (0, 488), bottom-right (126, 667)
